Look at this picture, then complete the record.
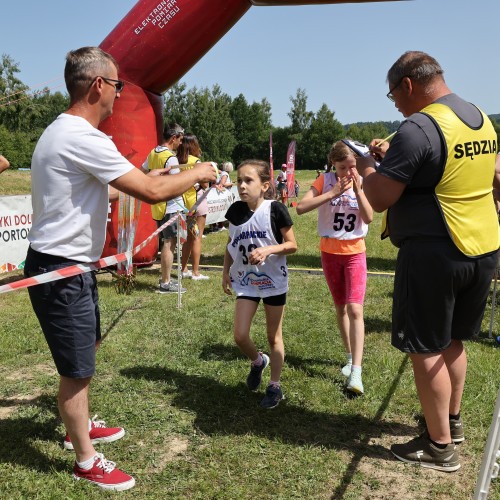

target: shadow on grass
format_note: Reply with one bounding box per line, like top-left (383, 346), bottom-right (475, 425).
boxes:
top-left (471, 334), bottom-right (500, 348)
top-left (0, 394), bottom-right (67, 472)
top-left (120, 355), bottom-right (411, 497)
top-left (199, 342), bottom-right (335, 379)
top-left (97, 277), bottom-right (158, 294)
top-left (364, 316), bottom-right (392, 335)
top-left (199, 342), bottom-right (243, 362)
top-left (330, 355), bottom-right (409, 499)
top-left (121, 357), bottom-right (413, 458)
top-left (367, 256), bottom-right (397, 272)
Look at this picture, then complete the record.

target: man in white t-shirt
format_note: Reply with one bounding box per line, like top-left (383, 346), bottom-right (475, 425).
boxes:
top-left (142, 123), bottom-right (187, 293)
top-left (24, 46), bottom-right (217, 491)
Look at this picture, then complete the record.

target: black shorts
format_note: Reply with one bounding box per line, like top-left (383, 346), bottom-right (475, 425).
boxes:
top-left (391, 239), bottom-right (498, 353)
top-left (24, 246), bottom-right (101, 378)
top-left (236, 293), bottom-right (287, 306)
top-left (156, 213), bottom-right (178, 240)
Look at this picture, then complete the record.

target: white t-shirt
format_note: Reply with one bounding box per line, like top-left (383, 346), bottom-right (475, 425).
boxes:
top-left (29, 113), bottom-right (135, 262)
top-left (164, 156), bottom-right (186, 214)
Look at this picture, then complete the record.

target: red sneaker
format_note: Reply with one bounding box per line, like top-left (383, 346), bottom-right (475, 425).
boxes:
top-left (64, 415), bottom-right (125, 450)
top-left (73, 453), bottom-right (135, 491)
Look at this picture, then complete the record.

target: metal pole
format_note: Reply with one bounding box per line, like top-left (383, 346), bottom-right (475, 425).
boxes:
top-left (177, 212), bottom-right (182, 309)
top-left (489, 267), bottom-right (499, 339)
top-left (474, 386), bottom-right (500, 499)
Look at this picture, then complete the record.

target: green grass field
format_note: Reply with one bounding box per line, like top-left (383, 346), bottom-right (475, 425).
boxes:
top-left (0, 170), bottom-right (498, 499)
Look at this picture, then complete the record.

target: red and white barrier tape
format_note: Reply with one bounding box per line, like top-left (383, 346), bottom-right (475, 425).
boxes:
top-left (0, 186), bottom-right (213, 295)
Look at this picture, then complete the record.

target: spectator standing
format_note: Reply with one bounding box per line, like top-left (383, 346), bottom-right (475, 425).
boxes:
top-left (178, 134), bottom-right (210, 281)
top-left (212, 161), bottom-right (234, 232)
top-left (277, 163), bottom-right (288, 204)
top-left (142, 123), bottom-right (187, 293)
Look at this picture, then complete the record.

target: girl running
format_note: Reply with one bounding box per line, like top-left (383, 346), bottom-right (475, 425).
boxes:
top-left (223, 159), bottom-right (297, 409)
top-left (297, 140), bottom-right (373, 394)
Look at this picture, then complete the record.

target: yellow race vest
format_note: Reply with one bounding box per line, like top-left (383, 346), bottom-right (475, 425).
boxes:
top-left (421, 103), bottom-right (499, 256)
top-left (147, 147), bottom-right (175, 220)
top-left (179, 154), bottom-right (200, 210)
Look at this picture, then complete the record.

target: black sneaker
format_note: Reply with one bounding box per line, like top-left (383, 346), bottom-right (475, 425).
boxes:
top-left (260, 385), bottom-right (284, 409)
top-left (423, 416), bottom-right (465, 444)
top-left (390, 434), bottom-right (460, 472)
top-left (246, 353), bottom-right (269, 391)
top-left (450, 416), bottom-right (464, 444)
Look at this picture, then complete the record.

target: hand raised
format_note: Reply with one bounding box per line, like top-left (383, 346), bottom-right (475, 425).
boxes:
top-left (194, 161), bottom-right (218, 183)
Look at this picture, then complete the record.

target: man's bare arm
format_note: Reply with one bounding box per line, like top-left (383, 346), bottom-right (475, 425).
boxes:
top-left (110, 161), bottom-right (217, 204)
top-left (355, 156), bottom-right (406, 213)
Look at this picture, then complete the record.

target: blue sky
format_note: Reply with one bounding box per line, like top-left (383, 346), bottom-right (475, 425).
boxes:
top-left (1, 0), bottom-right (498, 126)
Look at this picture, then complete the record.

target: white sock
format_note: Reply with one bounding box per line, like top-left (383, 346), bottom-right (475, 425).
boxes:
top-left (346, 353), bottom-right (352, 364)
top-left (251, 353), bottom-right (263, 366)
top-left (77, 455), bottom-right (97, 470)
top-left (351, 365), bottom-right (362, 374)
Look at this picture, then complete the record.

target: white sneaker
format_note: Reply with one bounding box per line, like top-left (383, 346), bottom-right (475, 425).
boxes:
top-left (158, 281), bottom-right (186, 294)
top-left (347, 370), bottom-right (364, 394)
top-left (341, 362), bottom-right (352, 377)
top-left (182, 270), bottom-right (192, 279)
top-left (192, 274), bottom-right (209, 281)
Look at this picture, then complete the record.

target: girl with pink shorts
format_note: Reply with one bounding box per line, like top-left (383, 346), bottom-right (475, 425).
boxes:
top-left (297, 140), bottom-right (373, 394)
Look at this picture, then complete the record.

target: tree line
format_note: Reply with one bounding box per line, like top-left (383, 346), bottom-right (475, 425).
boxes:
top-left (1, 54), bottom-right (499, 170)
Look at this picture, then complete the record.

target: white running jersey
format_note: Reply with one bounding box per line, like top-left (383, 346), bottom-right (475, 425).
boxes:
top-left (317, 172), bottom-right (368, 240)
top-left (228, 200), bottom-right (288, 297)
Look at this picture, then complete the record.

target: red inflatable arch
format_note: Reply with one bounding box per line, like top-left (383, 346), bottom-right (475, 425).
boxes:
top-left (99, 0), bottom-right (395, 264)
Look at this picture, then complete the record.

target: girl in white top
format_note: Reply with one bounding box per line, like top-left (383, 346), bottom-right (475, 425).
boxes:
top-left (223, 160), bottom-right (297, 409)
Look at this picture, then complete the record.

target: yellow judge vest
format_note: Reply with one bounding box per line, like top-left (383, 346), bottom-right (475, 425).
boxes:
top-left (420, 103), bottom-right (499, 256)
top-left (179, 154), bottom-right (200, 210)
top-left (147, 147), bottom-right (175, 220)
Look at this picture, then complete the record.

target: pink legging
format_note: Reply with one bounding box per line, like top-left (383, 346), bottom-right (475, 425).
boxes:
top-left (321, 251), bottom-right (367, 305)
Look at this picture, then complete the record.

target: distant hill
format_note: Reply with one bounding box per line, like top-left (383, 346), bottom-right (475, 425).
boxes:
top-left (348, 116), bottom-right (500, 129)
top-left (344, 121), bottom-right (401, 133)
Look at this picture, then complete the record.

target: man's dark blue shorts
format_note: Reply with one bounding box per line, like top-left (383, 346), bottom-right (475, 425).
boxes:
top-left (24, 246), bottom-right (101, 378)
top-left (156, 212), bottom-right (178, 240)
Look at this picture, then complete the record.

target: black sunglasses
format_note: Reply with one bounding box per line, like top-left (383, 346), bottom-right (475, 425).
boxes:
top-left (386, 76), bottom-right (407, 102)
top-left (96, 76), bottom-right (125, 93)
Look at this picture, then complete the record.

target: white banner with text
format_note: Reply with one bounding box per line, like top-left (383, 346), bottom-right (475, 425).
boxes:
top-left (0, 195), bottom-right (32, 273)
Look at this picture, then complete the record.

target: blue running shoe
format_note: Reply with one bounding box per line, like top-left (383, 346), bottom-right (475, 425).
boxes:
top-left (260, 384), bottom-right (284, 409)
top-left (246, 353), bottom-right (269, 391)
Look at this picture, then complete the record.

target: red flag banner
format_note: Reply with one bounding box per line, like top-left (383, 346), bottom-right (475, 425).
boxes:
top-left (286, 140), bottom-right (296, 199)
top-left (269, 131), bottom-right (274, 180)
